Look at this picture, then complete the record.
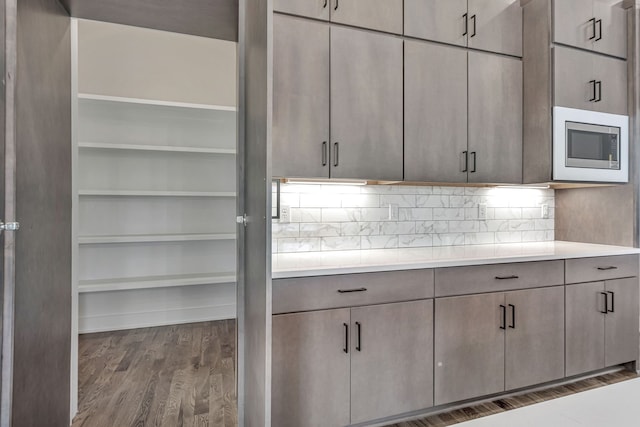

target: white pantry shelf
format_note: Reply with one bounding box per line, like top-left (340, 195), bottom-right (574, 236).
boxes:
top-left (78, 233), bottom-right (236, 245)
top-left (78, 93), bottom-right (237, 112)
top-left (78, 142), bottom-right (236, 155)
top-left (78, 272), bottom-right (237, 293)
top-left (78, 190), bottom-right (236, 198)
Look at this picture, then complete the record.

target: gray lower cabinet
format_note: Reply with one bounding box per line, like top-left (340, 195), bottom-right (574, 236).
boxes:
top-left (272, 299), bottom-right (434, 426)
top-left (331, 26), bottom-right (403, 181)
top-left (272, 309), bottom-right (351, 427)
top-left (435, 286), bottom-right (565, 405)
top-left (504, 287), bottom-right (565, 390)
top-left (272, 15), bottom-right (330, 178)
top-left (435, 292), bottom-right (506, 405)
top-left (404, 0), bottom-right (468, 47)
top-left (467, 0), bottom-right (522, 57)
top-left (468, 51), bottom-right (523, 183)
top-left (566, 278), bottom-right (639, 377)
top-left (330, 0), bottom-right (403, 34)
top-left (274, 0), bottom-right (330, 20)
top-left (554, 45), bottom-right (627, 115)
top-left (404, 40), bottom-right (468, 183)
top-left (350, 300), bottom-right (434, 424)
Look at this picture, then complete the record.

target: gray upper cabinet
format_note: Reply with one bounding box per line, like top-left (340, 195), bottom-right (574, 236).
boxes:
top-left (350, 300), bottom-right (434, 424)
top-left (554, 45), bottom-right (627, 115)
top-left (504, 287), bottom-right (565, 391)
top-left (331, 26), bottom-right (403, 181)
top-left (274, 0), bottom-right (331, 20)
top-left (604, 277), bottom-right (639, 367)
top-left (467, 0), bottom-right (523, 57)
top-left (434, 293), bottom-right (506, 405)
top-left (405, 0), bottom-right (522, 57)
top-left (272, 15), bottom-right (330, 178)
top-left (272, 309), bottom-right (351, 427)
top-left (330, 0), bottom-right (403, 34)
top-left (553, 0), bottom-right (627, 59)
top-left (404, 0), bottom-right (468, 47)
top-left (468, 51), bottom-right (523, 184)
top-left (404, 40), bottom-right (468, 183)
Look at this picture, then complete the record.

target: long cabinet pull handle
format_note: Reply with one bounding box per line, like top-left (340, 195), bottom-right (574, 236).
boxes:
top-left (337, 288), bottom-right (367, 294)
top-left (470, 151), bottom-right (477, 173)
top-left (607, 291), bottom-right (615, 313)
top-left (590, 80), bottom-right (597, 102)
top-left (597, 266), bottom-right (618, 271)
top-left (596, 19), bottom-right (602, 41)
top-left (471, 14), bottom-right (477, 37)
top-left (322, 141), bottom-right (327, 166)
top-left (355, 322), bottom-right (362, 351)
top-left (508, 304), bottom-right (516, 329)
top-left (596, 80), bottom-right (602, 102)
top-left (334, 0), bottom-right (339, 11)
top-left (500, 305), bottom-right (506, 330)
top-left (589, 17), bottom-right (597, 40)
top-left (463, 13), bottom-right (468, 36)
top-left (334, 142), bottom-right (339, 167)
top-left (343, 323), bottom-right (349, 353)
top-left (495, 275), bottom-right (519, 280)
top-left (323, 0), bottom-right (327, 8)
top-left (461, 151), bottom-right (468, 172)
top-left (600, 292), bottom-right (609, 314)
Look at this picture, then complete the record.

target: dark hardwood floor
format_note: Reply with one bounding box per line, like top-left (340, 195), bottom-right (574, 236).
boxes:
top-left (73, 319), bottom-right (636, 427)
top-left (72, 320), bottom-right (237, 427)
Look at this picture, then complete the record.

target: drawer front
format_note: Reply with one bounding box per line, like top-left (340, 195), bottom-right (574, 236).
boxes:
top-left (272, 270), bottom-right (434, 314)
top-left (565, 255), bottom-right (639, 284)
top-left (435, 260), bottom-right (565, 297)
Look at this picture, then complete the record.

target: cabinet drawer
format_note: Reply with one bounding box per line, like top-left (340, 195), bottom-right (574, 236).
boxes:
top-left (435, 260), bottom-right (564, 297)
top-left (272, 270), bottom-right (434, 314)
top-left (565, 255), bottom-right (639, 284)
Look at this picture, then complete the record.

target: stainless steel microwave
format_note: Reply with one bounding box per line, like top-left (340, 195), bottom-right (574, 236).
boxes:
top-left (553, 106), bottom-right (629, 183)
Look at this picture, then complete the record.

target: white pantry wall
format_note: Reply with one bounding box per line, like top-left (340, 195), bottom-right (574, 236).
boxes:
top-left (273, 184), bottom-right (555, 253)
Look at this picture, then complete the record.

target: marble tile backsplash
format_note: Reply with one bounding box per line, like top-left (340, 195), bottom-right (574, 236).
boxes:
top-left (272, 184), bottom-right (555, 253)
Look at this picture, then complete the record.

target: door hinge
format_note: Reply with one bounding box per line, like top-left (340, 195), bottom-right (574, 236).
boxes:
top-left (236, 214), bottom-right (248, 227)
top-left (0, 221), bottom-right (19, 231)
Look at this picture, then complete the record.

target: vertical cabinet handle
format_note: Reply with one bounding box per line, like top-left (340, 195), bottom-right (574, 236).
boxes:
top-left (470, 151), bottom-right (477, 173)
top-left (334, 0), bottom-right (339, 11)
top-left (596, 19), bottom-right (603, 41)
top-left (333, 142), bottom-right (339, 167)
top-left (322, 141), bottom-right (327, 166)
top-left (463, 13), bottom-right (468, 36)
top-left (343, 323), bottom-right (349, 353)
top-left (600, 292), bottom-right (609, 314)
top-left (596, 80), bottom-right (602, 102)
top-left (508, 304), bottom-right (516, 329)
top-left (355, 321), bottom-right (362, 352)
top-left (590, 80), bottom-right (597, 101)
top-left (607, 291), bottom-right (615, 313)
top-left (500, 305), bottom-right (506, 330)
top-left (470, 15), bottom-right (477, 37)
top-left (461, 151), bottom-right (468, 172)
top-left (323, 0), bottom-right (327, 8)
top-left (589, 18), bottom-right (597, 40)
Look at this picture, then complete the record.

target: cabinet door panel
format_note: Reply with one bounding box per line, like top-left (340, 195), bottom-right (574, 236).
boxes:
top-left (404, 41), bottom-right (467, 183)
top-left (593, 0), bottom-right (627, 59)
top-left (505, 287), bottom-right (565, 390)
top-left (404, 0), bottom-right (468, 46)
top-left (566, 282), bottom-right (606, 377)
top-left (468, 51), bottom-right (522, 183)
top-left (435, 293), bottom-right (505, 405)
top-left (331, 27), bottom-right (403, 180)
top-left (330, 0), bottom-right (403, 34)
top-left (554, 45), bottom-right (596, 112)
top-left (605, 278), bottom-right (639, 367)
top-left (468, 0), bottom-right (522, 57)
top-left (272, 309), bottom-right (351, 427)
top-left (351, 300), bottom-right (434, 424)
top-left (593, 54), bottom-right (627, 116)
top-left (274, 0), bottom-right (330, 20)
top-left (272, 15), bottom-right (330, 178)
top-left (553, 0), bottom-right (594, 50)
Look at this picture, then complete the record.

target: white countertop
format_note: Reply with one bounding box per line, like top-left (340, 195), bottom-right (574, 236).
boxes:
top-left (272, 241), bottom-right (640, 279)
